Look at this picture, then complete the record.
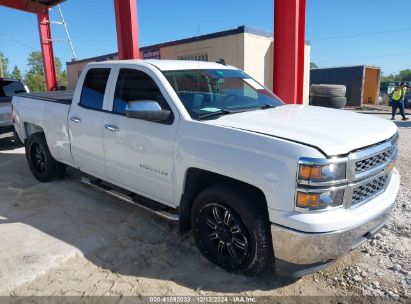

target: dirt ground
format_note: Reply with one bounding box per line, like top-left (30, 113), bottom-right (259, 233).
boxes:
top-left (0, 108), bottom-right (409, 303)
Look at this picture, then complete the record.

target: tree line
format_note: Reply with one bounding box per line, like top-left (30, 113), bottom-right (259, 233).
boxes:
top-left (381, 69), bottom-right (411, 82)
top-left (0, 51), bottom-right (67, 91)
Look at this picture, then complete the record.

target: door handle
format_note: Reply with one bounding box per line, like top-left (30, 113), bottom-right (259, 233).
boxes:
top-left (104, 124), bottom-right (120, 132)
top-left (70, 116), bottom-right (81, 123)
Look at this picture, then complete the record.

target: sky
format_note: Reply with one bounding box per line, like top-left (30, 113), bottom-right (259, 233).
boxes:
top-left (0, 0), bottom-right (410, 76)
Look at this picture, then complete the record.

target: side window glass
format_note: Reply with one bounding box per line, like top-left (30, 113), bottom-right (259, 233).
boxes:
top-left (79, 68), bottom-right (110, 110)
top-left (113, 69), bottom-right (169, 114)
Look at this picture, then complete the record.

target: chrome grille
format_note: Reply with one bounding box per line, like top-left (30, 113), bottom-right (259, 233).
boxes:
top-left (352, 174), bottom-right (389, 206)
top-left (355, 146), bottom-right (396, 174)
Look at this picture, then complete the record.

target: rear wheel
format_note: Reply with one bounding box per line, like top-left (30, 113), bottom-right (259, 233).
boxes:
top-left (26, 133), bottom-right (66, 182)
top-left (191, 183), bottom-right (273, 275)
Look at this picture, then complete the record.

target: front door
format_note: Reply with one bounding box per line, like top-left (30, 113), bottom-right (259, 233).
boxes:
top-left (102, 67), bottom-right (179, 205)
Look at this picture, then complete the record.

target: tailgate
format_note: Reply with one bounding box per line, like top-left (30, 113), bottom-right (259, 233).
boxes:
top-left (0, 98), bottom-right (12, 127)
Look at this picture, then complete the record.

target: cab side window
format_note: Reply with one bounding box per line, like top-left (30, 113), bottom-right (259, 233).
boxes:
top-left (113, 69), bottom-right (169, 114)
top-left (79, 68), bottom-right (111, 110)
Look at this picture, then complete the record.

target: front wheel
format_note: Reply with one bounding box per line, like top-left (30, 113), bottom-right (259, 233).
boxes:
top-left (25, 133), bottom-right (66, 182)
top-left (191, 183), bottom-right (274, 275)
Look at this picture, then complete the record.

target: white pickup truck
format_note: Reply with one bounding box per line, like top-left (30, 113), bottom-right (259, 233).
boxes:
top-left (13, 60), bottom-right (400, 278)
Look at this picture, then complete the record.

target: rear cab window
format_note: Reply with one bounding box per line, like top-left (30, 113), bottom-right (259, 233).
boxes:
top-left (79, 68), bottom-right (111, 110)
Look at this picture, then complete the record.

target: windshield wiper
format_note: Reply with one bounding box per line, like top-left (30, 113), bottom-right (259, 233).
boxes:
top-left (198, 109), bottom-right (234, 120)
top-left (198, 105), bottom-right (276, 120)
top-left (259, 103), bottom-right (277, 109)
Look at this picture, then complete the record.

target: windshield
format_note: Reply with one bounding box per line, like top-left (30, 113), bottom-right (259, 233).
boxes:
top-left (162, 69), bottom-right (283, 119)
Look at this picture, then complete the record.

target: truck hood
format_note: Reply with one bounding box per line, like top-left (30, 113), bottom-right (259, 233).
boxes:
top-left (204, 105), bottom-right (397, 156)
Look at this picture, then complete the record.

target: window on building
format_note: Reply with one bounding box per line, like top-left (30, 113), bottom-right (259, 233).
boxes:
top-left (79, 68), bottom-right (111, 110)
top-left (177, 53), bottom-right (209, 62)
top-left (113, 69), bottom-right (170, 115)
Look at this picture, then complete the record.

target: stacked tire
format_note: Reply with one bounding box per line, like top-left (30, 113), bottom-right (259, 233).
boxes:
top-left (310, 84), bottom-right (347, 109)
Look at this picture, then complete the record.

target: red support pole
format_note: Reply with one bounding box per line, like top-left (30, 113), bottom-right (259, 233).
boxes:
top-left (37, 8), bottom-right (57, 91)
top-left (273, 0), bottom-right (306, 104)
top-left (114, 0), bottom-right (140, 60)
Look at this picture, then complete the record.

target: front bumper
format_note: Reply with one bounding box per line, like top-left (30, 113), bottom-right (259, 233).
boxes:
top-left (271, 169), bottom-right (399, 277)
top-left (273, 206), bottom-right (391, 277)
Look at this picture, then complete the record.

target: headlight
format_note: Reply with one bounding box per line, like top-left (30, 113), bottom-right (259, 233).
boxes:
top-left (296, 158), bottom-right (347, 211)
top-left (296, 189), bottom-right (345, 210)
top-left (298, 162), bottom-right (346, 183)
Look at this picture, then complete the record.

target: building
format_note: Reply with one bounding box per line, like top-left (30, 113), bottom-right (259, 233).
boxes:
top-left (67, 25), bottom-right (311, 103)
top-left (310, 65), bottom-right (381, 107)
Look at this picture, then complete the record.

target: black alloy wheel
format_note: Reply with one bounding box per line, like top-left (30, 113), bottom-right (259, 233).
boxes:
top-left (25, 133), bottom-right (66, 182)
top-left (197, 203), bottom-right (250, 269)
top-left (30, 142), bottom-right (48, 174)
top-left (192, 183), bottom-right (274, 275)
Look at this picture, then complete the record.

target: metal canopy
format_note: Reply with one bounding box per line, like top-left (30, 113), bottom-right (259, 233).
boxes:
top-left (32, 0), bottom-right (66, 7)
top-left (0, 0), bottom-right (60, 90)
top-left (1, 0), bottom-right (306, 100)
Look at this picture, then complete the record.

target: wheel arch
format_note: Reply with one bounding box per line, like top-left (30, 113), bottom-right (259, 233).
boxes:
top-left (179, 168), bottom-right (268, 233)
top-left (23, 122), bottom-right (44, 143)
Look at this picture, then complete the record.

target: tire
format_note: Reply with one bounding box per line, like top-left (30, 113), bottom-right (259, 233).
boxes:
top-left (191, 182), bottom-right (274, 275)
top-left (310, 96), bottom-right (347, 109)
top-left (25, 132), bottom-right (66, 182)
top-left (310, 84), bottom-right (346, 97)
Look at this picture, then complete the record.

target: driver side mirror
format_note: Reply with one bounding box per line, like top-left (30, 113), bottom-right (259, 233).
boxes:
top-left (125, 101), bottom-right (171, 123)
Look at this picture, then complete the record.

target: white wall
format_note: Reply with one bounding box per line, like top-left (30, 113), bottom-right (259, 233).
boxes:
top-left (243, 33), bottom-right (311, 104)
top-left (243, 33), bottom-right (273, 89)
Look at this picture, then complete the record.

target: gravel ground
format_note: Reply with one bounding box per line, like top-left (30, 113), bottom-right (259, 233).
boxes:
top-left (0, 108), bottom-right (409, 303)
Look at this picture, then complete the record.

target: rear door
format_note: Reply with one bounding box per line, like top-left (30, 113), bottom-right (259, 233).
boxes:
top-left (102, 66), bottom-right (179, 205)
top-left (68, 67), bottom-right (112, 178)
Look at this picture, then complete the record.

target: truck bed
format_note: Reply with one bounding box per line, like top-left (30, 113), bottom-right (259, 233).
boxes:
top-left (12, 92), bottom-right (75, 166)
top-left (18, 91), bottom-right (74, 104)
